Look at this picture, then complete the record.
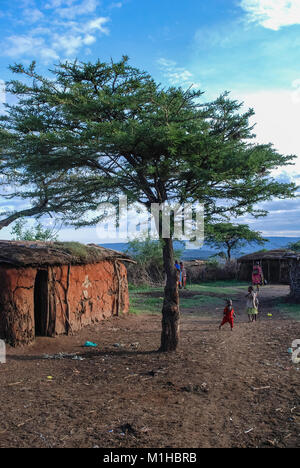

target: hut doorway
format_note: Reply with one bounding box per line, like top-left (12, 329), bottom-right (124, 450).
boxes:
top-left (34, 270), bottom-right (49, 336)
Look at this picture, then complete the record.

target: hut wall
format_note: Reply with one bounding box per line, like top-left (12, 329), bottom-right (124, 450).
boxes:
top-left (262, 260), bottom-right (280, 283)
top-left (290, 260), bottom-right (300, 301)
top-left (0, 260), bottom-right (129, 346)
top-left (50, 261), bottom-right (129, 334)
top-left (238, 262), bottom-right (255, 282)
top-left (238, 259), bottom-right (290, 284)
top-left (0, 265), bottom-right (37, 346)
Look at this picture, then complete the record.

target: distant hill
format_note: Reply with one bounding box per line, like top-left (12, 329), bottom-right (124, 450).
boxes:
top-left (101, 237), bottom-right (300, 261)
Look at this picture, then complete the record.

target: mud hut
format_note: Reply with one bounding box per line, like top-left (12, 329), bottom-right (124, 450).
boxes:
top-left (237, 249), bottom-right (295, 284)
top-left (0, 240), bottom-right (133, 346)
top-left (288, 253), bottom-right (300, 301)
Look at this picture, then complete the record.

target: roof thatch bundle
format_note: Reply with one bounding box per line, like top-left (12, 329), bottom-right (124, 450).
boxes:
top-left (0, 240), bottom-right (133, 267)
top-left (237, 249), bottom-right (296, 263)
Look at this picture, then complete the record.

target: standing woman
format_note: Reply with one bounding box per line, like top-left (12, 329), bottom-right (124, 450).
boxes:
top-left (252, 261), bottom-right (263, 292)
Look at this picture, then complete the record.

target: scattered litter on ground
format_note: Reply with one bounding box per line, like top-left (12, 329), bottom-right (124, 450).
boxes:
top-left (43, 352), bottom-right (85, 360)
top-left (84, 341), bottom-right (98, 348)
top-left (252, 386), bottom-right (271, 391)
top-left (245, 428), bottom-right (254, 434)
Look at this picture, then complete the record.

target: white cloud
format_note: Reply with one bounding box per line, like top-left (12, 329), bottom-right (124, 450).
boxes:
top-left (240, 0), bottom-right (300, 30)
top-left (157, 58), bottom-right (176, 68)
top-left (233, 87), bottom-right (300, 235)
top-left (4, 35), bottom-right (59, 61)
top-left (87, 16), bottom-right (110, 33)
top-left (235, 88), bottom-right (300, 180)
top-left (23, 8), bottom-right (44, 23)
top-left (1, 2), bottom-right (110, 63)
top-left (39, 48), bottom-right (61, 61)
top-left (52, 31), bottom-right (97, 55)
top-left (45, 0), bottom-right (75, 8)
top-left (0, 80), bottom-right (6, 104)
top-left (48, 16), bottom-right (109, 56)
top-left (83, 34), bottom-right (96, 45)
top-left (109, 2), bottom-right (123, 8)
top-left (52, 34), bottom-right (85, 56)
top-left (157, 58), bottom-right (201, 89)
top-left (4, 35), bottom-right (41, 56)
top-left (55, 0), bottom-right (98, 19)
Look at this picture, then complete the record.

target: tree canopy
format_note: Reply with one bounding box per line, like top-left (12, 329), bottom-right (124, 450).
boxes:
top-left (0, 58), bottom-right (296, 227)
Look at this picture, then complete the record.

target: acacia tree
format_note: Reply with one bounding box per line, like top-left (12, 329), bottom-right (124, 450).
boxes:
top-left (0, 57), bottom-right (297, 351)
top-left (206, 223), bottom-right (268, 261)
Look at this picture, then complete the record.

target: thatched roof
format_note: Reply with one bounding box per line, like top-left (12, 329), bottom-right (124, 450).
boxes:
top-left (238, 249), bottom-right (299, 263)
top-left (0, 240), bottom-right (133, 267)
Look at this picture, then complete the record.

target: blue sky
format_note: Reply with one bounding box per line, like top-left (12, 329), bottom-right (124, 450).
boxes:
top-left (0, 0), bottom-right (300, 241)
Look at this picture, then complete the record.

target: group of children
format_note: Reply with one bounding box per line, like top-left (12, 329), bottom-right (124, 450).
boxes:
top-left (175, 258), bottom-right (262, 331)
top-left (219, 286), bottom-right (260, 331)
top-left (219, 261), bottom-right (264, 331)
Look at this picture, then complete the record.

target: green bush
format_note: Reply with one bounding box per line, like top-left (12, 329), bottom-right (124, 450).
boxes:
top-left (125, 239), bottom-right (183, 285)
top-left (11, 218), bottom-right (58, 241)
top-left (288, 240), bottom-right (300, 252)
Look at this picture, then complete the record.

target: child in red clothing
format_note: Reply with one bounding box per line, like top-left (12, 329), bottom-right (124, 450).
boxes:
top-left (219, 299), bottom-right (235, 331)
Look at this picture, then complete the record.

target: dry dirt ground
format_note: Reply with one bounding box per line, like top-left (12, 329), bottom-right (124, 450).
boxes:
top-left (0, 284), bottom-right (299, 448)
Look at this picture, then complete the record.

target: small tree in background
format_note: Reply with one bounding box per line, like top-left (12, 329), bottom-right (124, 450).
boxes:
top-left (206, 223), bottom-right (268, 261)
top-left (10, 218), bottom-right (58, 241)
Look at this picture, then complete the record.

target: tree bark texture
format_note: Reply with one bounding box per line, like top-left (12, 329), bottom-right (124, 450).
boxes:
top-left (159, 237), bottom-right (180, 352)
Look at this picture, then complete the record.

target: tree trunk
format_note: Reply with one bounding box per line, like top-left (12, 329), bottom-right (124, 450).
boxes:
top-left (226, 242), bottom-right (231, 262)
top-left (227, 248), bottom-right (231, 262)
top-left (159, 237), bottom-right (180, 352)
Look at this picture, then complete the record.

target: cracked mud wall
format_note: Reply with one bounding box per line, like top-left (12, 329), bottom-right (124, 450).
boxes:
top-left (52, 261), bottom-right (129, 334)
top-left (0, 261), bottom-right (129, 346)
top-left (0, 266), bottom-right (36, 346)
